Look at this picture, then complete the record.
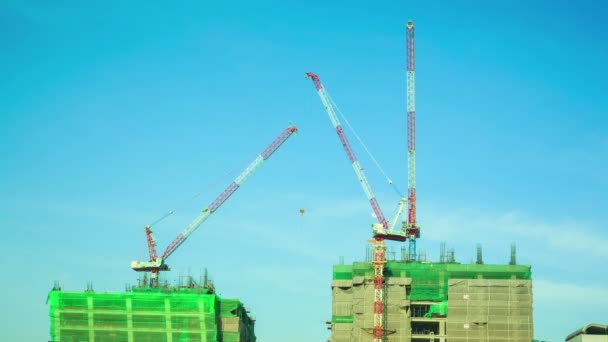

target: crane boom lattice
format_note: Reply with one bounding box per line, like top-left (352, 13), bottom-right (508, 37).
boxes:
top-left (406, 20), bottom-right (420, 261)
top-left (307, 72), bottom-right (411, 342)
top-left (131, 125), bottom-right (298, 287)
top-left (306, 72), bottom-right (407, 241)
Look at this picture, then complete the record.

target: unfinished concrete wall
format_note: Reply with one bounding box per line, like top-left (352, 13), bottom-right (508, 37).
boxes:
top-left (331, 277), bottom-right (411, 342)
top-left (331, 262), bottom-right (533, 341)
top-left (384, 277), bottom-right (411, 341)
top-left (447, 279), bottom-right (533, 342)
top-left (331, 279), bottom-right (354, 342)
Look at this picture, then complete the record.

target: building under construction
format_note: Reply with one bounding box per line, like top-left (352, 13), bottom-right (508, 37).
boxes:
top-left (46, 127), bottom-right (298, 342)
top-left (307, 20), bottom-right (536, 342)
top-left (329, 247), bottom-right (533, 342)
top-left (48, 15), bottom-right (537, 341)
top-left (48, 277), bottom-right (256, 342)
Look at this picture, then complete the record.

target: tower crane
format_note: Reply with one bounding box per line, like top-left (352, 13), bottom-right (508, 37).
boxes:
top-left (306, 72), bottom-right (406, 342)
top-left (131, 125), bottom-right (298, 287)
top-left (405, 20), bottom-right (420, 261)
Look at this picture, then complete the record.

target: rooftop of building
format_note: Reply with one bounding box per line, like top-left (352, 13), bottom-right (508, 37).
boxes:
top-left (332, 260), bottom-right (532, 307)
top-left (334, 261), bottom-right (532, 280)
top-left (566, 324), bottom-right (608, 341)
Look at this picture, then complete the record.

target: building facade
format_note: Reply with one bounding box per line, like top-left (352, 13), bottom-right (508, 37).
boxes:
top-left (48, 286), bottom-right (255, 342)
top-left (330, 261), bottom-right (533, 342)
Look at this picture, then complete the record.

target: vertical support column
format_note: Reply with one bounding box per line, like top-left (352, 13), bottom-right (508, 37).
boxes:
top-left (372, 238), bottom-right (386, 342)
top-left (126, 297), bottom-right (134, 342)
top-left (198, 299), bottom-right (206, 342)
top-left (165, 298), bottom-right (173, 342)
top-left (53, 306), bottom-right (62, 342)
top-left (406, 20), bottom-right (420, 260)
top-left (87, 296), bottom-right (95, 342)
top-left (440, 319), bottom-right (446, 342)
top-left (408, 239), bottom-right (417, 262)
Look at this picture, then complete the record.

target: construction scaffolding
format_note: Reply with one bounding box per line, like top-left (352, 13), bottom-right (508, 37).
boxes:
top-left (48, 286), bottom-right (255, 342)
top-left (447, 279), bottom-right (533, 342)
top-left (330, 261), bottom-right (533, 342)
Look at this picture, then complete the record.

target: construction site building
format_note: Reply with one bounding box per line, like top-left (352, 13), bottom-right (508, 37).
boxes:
top-left (330, 256), bottom-right (533, 342)
top-left (48, 281), bottom-right (255, 342)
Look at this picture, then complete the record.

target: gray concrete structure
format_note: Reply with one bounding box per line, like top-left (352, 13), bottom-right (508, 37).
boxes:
top-left (329, 262), bottom-right (533, 342)
top-left (566, 324), bottom-right (608, 342)
top-left (447, 279), bottom-right (533, 342)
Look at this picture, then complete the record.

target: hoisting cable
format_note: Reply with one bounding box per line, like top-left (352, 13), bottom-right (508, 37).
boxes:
top-left (327, 91), bottom-right (404, 198)
top-left (148, 210), bottom-right (175, 227)
top-left (147, 156), bottom-right (253, 228)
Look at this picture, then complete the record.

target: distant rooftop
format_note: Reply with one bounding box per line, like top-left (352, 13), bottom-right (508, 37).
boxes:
top-left (566, 323), bottom-right (608, 341)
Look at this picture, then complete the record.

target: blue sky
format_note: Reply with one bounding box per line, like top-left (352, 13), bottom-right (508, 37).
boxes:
top-left (1, 1), bottom-right (607, 341)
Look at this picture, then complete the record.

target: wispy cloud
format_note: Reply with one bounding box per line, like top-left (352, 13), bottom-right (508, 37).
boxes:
top-left (534, 279), bottom-right (608, 306)
top-left (421, 206), bottom-right (608, 258)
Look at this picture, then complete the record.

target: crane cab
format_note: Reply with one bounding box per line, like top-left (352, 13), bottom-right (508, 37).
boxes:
top-left (131, 259), bottom-right (169, 272)
top-left (371, 223), bottom-right (408, 242)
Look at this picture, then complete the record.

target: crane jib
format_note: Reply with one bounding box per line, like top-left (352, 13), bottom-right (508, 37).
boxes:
top-left (209, 182), bottom-right (239, 213)
top-left (261, 126), bottom-right (297, 159)
top-left (161, 233), bottom-right (184, 259)
top-left (307, 71), bottom-right (391, 233)
top-left (336, 126), bottom-right (357, 163)
top-left (143, 125), bottom-right (298, 269)
top-left (369, 197), bottom-right (388, 229)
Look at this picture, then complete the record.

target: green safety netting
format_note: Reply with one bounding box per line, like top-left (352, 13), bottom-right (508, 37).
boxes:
top-left (334, 261), bottom-right (531, 302)
top-left (424, 301), bottom-right (448, 318)
top-left (48, 287), bottom-right (255, 342)
top-left (331, 315), bottom-right (355, 324)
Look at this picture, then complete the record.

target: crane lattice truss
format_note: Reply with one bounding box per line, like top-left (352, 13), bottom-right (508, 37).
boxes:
top-left (306, 72), bottom-right (409, 342)
top-left (305, 72), bottom-right (407, 242)
top-left (372, 238), bottom-right (386, 342)
top-left (131, 125), bottom-right (298, 287)
top-left (406, 20), bottom-right (420, 261)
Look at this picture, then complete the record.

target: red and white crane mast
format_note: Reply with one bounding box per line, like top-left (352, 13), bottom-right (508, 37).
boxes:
top-left (406, 20), bottom-right (420, 261)
top-left (132, 125), bottom-right (298, 287)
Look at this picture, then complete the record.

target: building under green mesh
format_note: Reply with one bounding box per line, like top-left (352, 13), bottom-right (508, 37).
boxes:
top-left (330, 261), bottom-right (533, 342)
top-left (48, 286), bottom-right (255, 342)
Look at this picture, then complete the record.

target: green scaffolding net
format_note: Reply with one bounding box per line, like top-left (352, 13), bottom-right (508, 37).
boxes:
top-left (424, 301), bottom-right (448, 318)
top-left (48, 287), bottom-right (255, 342)
top-left (335, 261), bottom-right (531, 302)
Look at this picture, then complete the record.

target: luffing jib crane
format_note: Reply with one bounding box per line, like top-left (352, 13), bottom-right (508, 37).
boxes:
top-left (306, 19), bottom-right (421, 342)
top-left (131, 125), bottom-right (298, 287)
top-left (306, 72), bottom-right (406, 342)
top-left (305, 72), bottom-right (407, 241)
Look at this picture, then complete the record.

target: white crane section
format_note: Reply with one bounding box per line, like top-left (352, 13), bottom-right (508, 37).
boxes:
top-left (131, 125), bottom-right (298, 287)
top-left (306, 72), bottom-right (407, 241)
